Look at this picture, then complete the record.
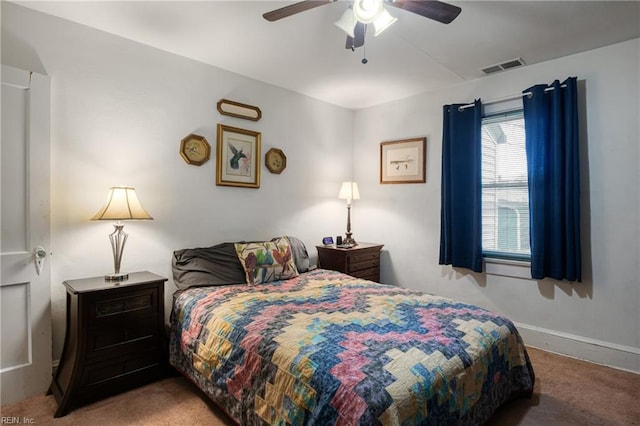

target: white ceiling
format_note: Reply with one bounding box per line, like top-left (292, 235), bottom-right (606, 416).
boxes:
top-left (15, 1), bottom-right (640, 109)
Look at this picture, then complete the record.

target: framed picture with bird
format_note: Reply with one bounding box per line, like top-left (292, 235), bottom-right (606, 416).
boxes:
top-left (216, 124), bottom-right (261, 188)
top-left (380, 137), bottom-right (426, 184)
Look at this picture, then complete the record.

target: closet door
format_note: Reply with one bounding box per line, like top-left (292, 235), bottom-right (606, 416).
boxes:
top-left (1, 65), bottom-right (52, 405)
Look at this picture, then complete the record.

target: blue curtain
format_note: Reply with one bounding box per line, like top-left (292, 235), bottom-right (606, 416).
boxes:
top-left (523, 77), bottom-right (582, 281)
top-left (439, 100), bottom-right (483, 272)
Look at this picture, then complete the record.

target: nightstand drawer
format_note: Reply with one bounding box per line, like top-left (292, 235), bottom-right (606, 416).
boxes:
top-left (348, 257), bottom-right (379, 273)
top-left (77, 351), bottom-right (163, 405)
top-left (88, 287), bottom-right (158, 323)
top-left (353, 270), bottom-right (379, 281)
top-left (348, 251), bottom-right (379, 263)
top-left (83, 353), bottom-right (161, 388)
top-left (87, 318), bottom-right (157, 357)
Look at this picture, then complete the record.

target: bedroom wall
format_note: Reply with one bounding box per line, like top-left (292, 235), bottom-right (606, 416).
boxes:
top-left (3, 2), bottom-right (639, 374)
top-left (353, 38), bottom-right (640, 372)
top-left (1, 3), bottom-right (354, 359)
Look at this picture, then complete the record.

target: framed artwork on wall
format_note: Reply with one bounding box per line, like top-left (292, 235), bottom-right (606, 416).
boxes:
top-left (265, 148), bottom-right (287, 174)
top-left (216, 124), bottom-right (261, 188)
top-left (216, 99), bottom-right (262, 121)
top-left (179, 133), bottom-right (210, 166)
top-left (380, 137), bottom-right (426, 184)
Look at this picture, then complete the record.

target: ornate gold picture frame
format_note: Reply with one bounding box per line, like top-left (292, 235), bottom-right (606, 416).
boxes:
top-left (265, 148), bottom-right (287, 174)
top-left (216, 124), bottom-right (261, 188)
top-left (179, 133), bottom-right (210, 166)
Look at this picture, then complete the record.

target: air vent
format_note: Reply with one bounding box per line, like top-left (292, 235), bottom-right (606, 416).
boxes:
top-left (482, 58), bottom-right (526, 75)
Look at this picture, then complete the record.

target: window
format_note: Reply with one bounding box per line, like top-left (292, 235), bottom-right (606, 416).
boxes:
top-left (481, 110), bottom-right (530, 260)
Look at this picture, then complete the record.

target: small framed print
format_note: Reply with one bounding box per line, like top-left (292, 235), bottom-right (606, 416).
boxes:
top-left (216, 124), bottom-right (261, 188)
top-left (180, 134), bottom-right (210, 166)
top-left (265, 148), bottom-right (287, 174)
top-left (380, 137), bottom-right (426, 184)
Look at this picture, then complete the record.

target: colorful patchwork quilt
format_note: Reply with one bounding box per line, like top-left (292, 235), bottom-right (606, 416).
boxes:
top-left (169, 269), bottom-right (534, 425)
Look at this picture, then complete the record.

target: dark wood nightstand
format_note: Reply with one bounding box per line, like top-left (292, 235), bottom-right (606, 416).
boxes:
top-left (49, 271), bottom-right (168, 418)
top-left (316, 243), bottom-right (384, 282)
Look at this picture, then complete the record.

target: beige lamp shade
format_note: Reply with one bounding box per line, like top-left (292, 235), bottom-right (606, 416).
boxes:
top-left (338, 181), bottom-right (360, 202)
top-left (91, 186), bottom-right (153, 221)
top-left (92, 186), bottom-right (152, 281)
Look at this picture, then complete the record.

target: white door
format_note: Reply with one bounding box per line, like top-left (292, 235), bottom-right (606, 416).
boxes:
top-left (1, 65), bottom-right (51, 406)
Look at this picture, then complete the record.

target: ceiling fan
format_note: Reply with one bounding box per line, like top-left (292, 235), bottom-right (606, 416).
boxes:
top-left (263, 0), bottom-right (461, 51)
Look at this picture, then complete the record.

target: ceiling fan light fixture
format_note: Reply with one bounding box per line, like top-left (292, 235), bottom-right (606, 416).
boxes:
top-left (373, 8), bottom-right (397, 36)
top-left (353, 0), bottom-right (384, 24)
top-left (334, 8), bottom-right (357, 37)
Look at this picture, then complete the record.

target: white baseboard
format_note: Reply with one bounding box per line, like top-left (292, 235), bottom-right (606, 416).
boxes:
top-left (515, 322), bottom-right (640, 374)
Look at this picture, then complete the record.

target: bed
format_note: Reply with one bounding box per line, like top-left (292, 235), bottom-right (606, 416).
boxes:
top-left (168, 237), bottom-right (534, 425)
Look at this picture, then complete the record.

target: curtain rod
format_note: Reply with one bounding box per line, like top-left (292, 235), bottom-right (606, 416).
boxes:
top-left (458, 84), bottom-right (567, 111)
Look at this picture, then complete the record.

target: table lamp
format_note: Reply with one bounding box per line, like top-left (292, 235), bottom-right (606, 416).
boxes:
top-left (91, 186), bottom-right (152, 281)
top-left (338, 181), bottom-right (360, 247)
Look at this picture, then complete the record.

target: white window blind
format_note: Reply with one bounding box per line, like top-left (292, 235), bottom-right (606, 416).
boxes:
top-left (481, 110), bottom-right (530, 259)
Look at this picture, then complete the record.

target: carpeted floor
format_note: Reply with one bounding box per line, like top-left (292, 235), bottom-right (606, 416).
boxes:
top-left (1, 347), bottom-right (639, 425)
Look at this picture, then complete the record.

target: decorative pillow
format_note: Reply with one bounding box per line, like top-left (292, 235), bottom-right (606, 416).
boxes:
top-left (235, 237), bottom-right (299, 285)
top-left (172, 243), bottom-right (247, 289)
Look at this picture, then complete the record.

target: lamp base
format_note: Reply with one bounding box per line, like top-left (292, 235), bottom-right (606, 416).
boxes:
top-left (105, 272), bottom-right (129, 281)
top-left (343, 234), bottom-right (357, 247)
top-left (343, 203), bottom-right (358, 248)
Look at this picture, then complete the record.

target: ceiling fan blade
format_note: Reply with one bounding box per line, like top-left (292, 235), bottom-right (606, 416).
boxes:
top-left (345, 22), bottom-right (366, 49)
top-left (263, 0), bottom-right (335, 22)
top-left (386, 0), bottom-right (461, 24)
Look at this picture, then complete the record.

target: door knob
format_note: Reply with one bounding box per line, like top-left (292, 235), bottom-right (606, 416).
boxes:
top-left (35, 245), bottom-right (47, 275)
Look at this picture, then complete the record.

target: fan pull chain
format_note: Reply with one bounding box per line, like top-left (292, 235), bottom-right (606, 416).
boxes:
top-left (362, 44), bottom-right (368, 64)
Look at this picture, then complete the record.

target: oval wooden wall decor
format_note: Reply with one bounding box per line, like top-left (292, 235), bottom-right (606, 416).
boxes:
top-left (217, 99), bottom-right (262, 121)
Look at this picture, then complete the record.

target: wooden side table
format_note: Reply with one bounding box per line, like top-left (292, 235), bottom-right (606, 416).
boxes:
top-left (316, 243), bottom-right (384, 282)
top-left (49, 271), bottom-right (167, 417)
